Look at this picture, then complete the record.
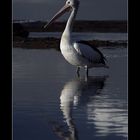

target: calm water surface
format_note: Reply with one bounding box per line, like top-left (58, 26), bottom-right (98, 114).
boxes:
top-left (13, 47), bottom-right (128, 140)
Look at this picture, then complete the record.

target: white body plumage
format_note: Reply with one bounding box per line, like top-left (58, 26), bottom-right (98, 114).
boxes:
top-left (44, 0), bottom-right (108, 76)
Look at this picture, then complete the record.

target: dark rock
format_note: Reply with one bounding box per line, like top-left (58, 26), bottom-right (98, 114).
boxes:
top-left (13, 23), bottom-right (29, 39)
top-left (13, 37), bottom-right (127, 50)
top-left (21, 20), bottom-right (127, 33)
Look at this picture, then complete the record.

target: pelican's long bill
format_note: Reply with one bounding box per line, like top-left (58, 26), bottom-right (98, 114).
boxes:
top-left (44, 4), bottom-right (71, 29)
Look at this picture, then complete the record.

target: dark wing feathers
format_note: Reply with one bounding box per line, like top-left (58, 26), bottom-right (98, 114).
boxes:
top-left (77, 40), bottom-right (107, 65)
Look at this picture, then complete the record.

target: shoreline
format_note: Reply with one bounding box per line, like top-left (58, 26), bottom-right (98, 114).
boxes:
top-left (13, 20), bottom-right (127, 50)
top-left (15, 20), bottom-right (127, 33)
top-left (13, 37), bottom-right (127, 50)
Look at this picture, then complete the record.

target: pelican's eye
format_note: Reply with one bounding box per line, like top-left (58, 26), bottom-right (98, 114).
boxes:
top-left (67, 1), bottom-right (70, 4)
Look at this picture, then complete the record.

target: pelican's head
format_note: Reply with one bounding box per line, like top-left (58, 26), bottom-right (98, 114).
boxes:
top-left (66, 0), bottom-right (80, 9)
top-left (44, 0), bottom-right (80, 28)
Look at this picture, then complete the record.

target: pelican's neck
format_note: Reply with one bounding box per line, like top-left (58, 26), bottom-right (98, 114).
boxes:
top-left (62, 7), bottom-right (78, 42)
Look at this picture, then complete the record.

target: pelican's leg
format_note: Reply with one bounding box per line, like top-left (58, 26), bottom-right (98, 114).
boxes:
top-left (85, 66), bottom-right (89, 77)
top-left (76, 67), bottom-right (80, 77)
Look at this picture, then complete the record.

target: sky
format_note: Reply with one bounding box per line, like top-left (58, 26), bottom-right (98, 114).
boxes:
top-left (13, 0), bottom-right (127, 21)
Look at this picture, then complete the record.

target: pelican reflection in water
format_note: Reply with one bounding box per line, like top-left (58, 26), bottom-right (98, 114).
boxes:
top-left (53, 76), bottom-right (108, 140)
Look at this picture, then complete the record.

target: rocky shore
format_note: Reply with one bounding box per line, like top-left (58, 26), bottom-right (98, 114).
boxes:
top-left (13, 37), bottom-right (127, 50)
top-left (21, 20), bottom-right (127, 33)
top-left (13, 20), bottom-right (127, 50)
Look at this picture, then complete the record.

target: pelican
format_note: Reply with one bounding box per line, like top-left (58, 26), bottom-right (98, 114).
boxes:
top-left (44, 0), bottom-right (109, 76)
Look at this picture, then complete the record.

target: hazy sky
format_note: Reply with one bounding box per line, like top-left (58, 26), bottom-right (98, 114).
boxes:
top-left (13, 0), bottom-right (127, 21)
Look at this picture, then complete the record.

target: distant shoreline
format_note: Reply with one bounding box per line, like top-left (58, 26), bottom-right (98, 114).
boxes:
top-left (18, 20), bottom-right (127, 33)
top-left (13, 20), bottom-right (127, 49)
top-left (13, 37), bottom-right (127, 50)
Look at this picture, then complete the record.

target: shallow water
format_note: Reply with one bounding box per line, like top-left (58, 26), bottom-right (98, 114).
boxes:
top-left (13, 47), bottom-right (128, 140)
